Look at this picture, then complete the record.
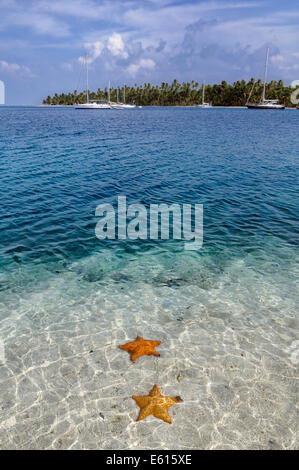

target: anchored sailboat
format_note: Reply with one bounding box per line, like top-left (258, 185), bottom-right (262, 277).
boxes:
top-left (246, 48), bottom-right (285, 110)
top-left (197, 81), bottom-right (212, 108)
top-left (110, 84), bottom-right (137, 109)
top-left (75, 56), bottom-right (111, 109)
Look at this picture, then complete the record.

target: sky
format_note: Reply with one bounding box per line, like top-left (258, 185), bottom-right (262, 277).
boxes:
top-left (0, 0), bottom-right (298, 104)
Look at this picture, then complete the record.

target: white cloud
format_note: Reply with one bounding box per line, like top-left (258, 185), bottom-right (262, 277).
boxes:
top-left (0, 60), bottom-right (21, 72)
top-left (271, 54), bottom-right (284, 63)
top-left (6, 14), bottom-right (68, 37)
top-left (80, 41), bottom-right (104, 64)
top-left (269, 52), bottom-right (299, 72)
top-left (107, 33), bottom-right (128, 59)
top-left (127, 58), bottom-right (155, 76)
top-left (0, 3), bottom-right (70, 37)
top-left (139, 58), bottom-right (155, 69)
top-left (0, 60), bottom-right (33, 76)
top-left (28, 13), bottom-right (70, 37)
top-left (79, 33), bottom-right (129, 64)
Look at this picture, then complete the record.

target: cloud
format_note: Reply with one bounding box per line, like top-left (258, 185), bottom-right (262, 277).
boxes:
top-left (80, 41), bottom-right (105, 64)
top-left (270, 52), bottom-right (299, 72)
top-left (107, 33), bottom-right (128, 59)
top-left (0, 60), bottom-right (21, 72)
top-left (0, 12), bottom-right (70, 37)
top-left (79, 33), bottom-right (128, 64)
top-left (36, 0), bottom-right (114, 20)
top-left (123, 1), bottom-right (264, 42)
top-left (28, 14), bottom-right (70, 37)
top-left (0, 1), bottom-right (70, 37)
top-left (0, 60), bottom-right (34, 76)
top-left (271, 54), bottom-right (284, 63)
top-left (127, 58), bottom-right (155, 76)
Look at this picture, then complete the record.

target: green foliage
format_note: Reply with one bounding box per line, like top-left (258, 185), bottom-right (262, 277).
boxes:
top-left (43, 79), bottom-right (297, 107)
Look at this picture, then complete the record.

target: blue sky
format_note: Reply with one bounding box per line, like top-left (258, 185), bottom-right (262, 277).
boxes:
top-left (0, 0), bottom-right (298, 104)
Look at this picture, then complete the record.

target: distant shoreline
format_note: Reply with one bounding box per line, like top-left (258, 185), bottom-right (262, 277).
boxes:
top-left (42, 79), bottom-right (297, 107)
top-left (1, 104), bottom-right (295, 109)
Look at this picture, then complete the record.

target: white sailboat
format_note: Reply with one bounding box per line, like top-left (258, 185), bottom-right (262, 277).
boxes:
top-left (246, 48), bottom-right (285, 110)
top-left (197, 81), bottom-right (212, 108)
top-left (75, 56), bottom-right (111, 109)
top-left (110, 85), bottom-right (137, 109)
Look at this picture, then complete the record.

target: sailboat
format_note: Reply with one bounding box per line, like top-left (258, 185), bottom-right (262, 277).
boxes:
top-left (246, 48), bottom-right (285, 110)
top-left (110, 85), bottom-right (137, 109)
top-left (197, 81), bottom-right (212, 108)
top-left (75, 56), bottom-right (111, 109)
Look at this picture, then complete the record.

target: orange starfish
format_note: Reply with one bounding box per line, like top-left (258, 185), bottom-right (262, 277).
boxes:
top-left (133, 384), bottom-right (181, 424)
top-left (118, 336), bottom-right (161, 362)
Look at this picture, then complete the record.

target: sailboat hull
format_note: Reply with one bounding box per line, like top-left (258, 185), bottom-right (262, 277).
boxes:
top-left (247, 103), bottom-right (285, 110)
top-left (110, 103), bottom-right (136, 109)
top-left (75, 103), bottom-right (111, 109)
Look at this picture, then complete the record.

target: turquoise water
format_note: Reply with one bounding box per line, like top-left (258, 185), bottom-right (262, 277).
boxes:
top-left (0, 107), bottom-right (298, 449)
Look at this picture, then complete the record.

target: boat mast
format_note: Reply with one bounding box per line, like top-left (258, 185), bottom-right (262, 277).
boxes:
top-left (202, 81), bottom-right (205, 104)
top-left (246, 80), bottom-right (256, 105)
top-left (85, 54), bottom-right (89, 103)
top-left (262, 47), bottom-right (269, 103)
top-left (124, 84), bottom-right (126, 104)
top-left (117, 87), bottom-right (119, 103)
top-left (108, 80), bottom-right (111, 103)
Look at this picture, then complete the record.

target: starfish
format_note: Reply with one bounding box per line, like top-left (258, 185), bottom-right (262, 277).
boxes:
top-left (133, 384), bottom-right (181, 424)
top-left (118, 336), bottom-right (161, 362)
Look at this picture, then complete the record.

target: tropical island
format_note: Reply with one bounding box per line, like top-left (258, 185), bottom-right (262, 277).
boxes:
top-left (43, 79), bottom-right (298, 107)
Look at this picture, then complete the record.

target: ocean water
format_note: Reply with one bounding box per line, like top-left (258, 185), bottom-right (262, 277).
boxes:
top-left (0, 106), bottom-right (298, 449)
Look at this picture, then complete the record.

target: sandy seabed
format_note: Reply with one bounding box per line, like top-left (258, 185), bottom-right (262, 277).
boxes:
top-left (0, 250), bottom-right (298, 450)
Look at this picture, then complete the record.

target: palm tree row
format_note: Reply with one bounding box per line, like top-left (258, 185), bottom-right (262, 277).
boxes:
top-left (43, 79), bottom-right (298, 107)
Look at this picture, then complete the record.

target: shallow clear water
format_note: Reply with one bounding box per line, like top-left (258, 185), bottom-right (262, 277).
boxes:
top-left (0, 107), bottom-right (298, 449)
